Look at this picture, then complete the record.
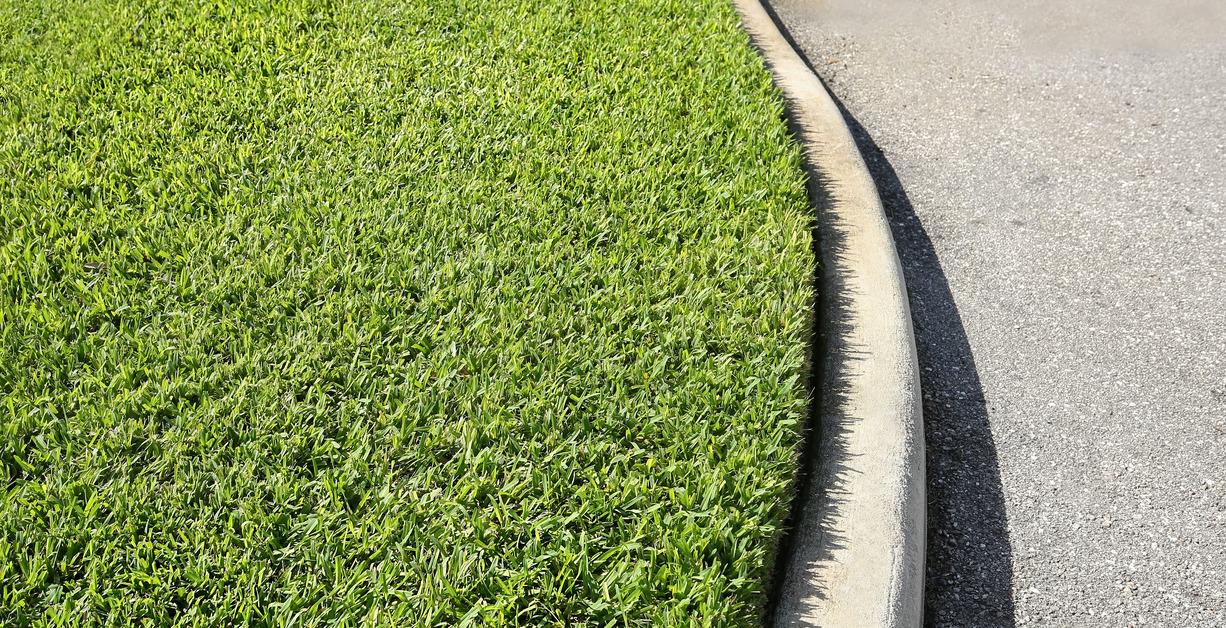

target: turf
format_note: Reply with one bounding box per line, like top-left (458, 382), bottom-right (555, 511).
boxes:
top-left (0, 0), bottom-right (813, 624)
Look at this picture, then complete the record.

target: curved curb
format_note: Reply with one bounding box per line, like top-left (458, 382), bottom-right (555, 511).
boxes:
top-left (732, 1), bottom-right (926, 626)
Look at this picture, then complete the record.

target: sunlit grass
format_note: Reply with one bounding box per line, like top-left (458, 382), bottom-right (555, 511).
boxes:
top-left (0, 0), bottom-right (812, 623)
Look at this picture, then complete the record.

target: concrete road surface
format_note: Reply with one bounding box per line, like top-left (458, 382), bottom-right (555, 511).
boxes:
top-left (763, 0), bottom-right (1226, 625)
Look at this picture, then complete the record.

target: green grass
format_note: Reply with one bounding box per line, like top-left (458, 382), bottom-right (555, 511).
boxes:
top-left (0, 0), bottom-right (812, 624)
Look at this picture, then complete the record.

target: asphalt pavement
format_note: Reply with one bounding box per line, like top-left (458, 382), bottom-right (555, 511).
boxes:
top-left (762, 0), bottom-right (1226, 625)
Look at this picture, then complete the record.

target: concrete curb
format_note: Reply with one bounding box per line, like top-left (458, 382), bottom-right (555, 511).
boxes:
top-left (732, 1), bottom-right (926, 626)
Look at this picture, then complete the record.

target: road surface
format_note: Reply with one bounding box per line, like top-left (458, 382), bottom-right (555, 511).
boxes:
top-left (763, 0), bottom-right (1226, 624)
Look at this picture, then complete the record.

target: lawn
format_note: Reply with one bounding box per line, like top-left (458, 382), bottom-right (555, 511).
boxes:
top-left (0, 0), bottom-right (813, 624)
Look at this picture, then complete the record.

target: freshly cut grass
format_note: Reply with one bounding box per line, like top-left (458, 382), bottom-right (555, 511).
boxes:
top-left (0, 0), bottom-right (812, 624)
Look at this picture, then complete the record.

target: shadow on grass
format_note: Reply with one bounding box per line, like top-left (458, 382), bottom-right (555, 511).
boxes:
top-left (754, 2), bottom-right (1017, 625)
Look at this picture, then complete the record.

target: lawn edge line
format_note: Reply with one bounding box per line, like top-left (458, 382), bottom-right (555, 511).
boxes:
top-left (731, 1), bottom-right (925, 626)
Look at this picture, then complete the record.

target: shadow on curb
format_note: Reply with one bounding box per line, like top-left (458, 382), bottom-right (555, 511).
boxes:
top-left (761, 126), bottom-right (855, 625)
top-left (753, 2), bottom-right (1017, 625)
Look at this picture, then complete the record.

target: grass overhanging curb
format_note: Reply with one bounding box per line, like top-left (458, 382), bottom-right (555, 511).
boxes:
top-left (1, 0), bottom-right (815, 623)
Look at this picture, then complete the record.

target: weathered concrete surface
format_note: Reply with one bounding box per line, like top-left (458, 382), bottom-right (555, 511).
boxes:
top-left (765, 0), bottom-right (1226, 625)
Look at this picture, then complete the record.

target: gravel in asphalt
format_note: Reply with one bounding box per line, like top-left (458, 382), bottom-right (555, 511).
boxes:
top-left (764, 0), bottom-right (1226, 625)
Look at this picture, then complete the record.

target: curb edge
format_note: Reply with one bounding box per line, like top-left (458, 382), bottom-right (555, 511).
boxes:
top-left (732, 2), bottom-right (927, 626)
